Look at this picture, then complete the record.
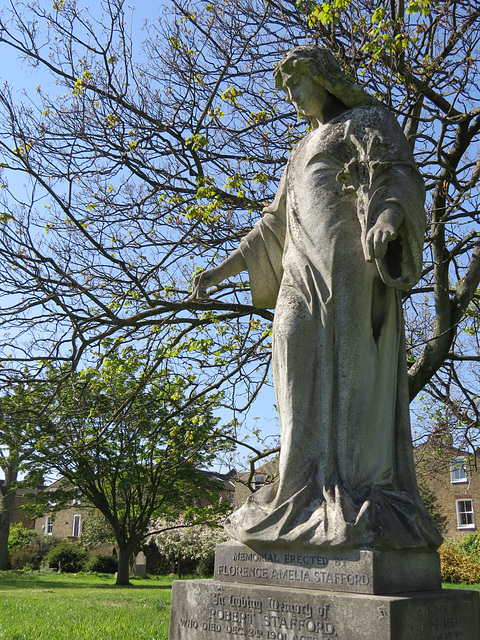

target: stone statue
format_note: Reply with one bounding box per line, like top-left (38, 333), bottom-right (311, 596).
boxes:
top-left (192, 46), bottom-right (441, 551)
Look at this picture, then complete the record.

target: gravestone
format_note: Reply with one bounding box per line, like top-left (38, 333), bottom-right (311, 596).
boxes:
top-left (169, 46), bottom-right (480, 639)
top-left (169, 541), bottom-right (479, 639)
top-left (134, 550), bottom-right (147, 578)
top-left (170, 577), bottom-right (479, 640)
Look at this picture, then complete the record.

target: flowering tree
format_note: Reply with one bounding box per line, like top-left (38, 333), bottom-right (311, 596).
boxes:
top-left (148, 512), bottom-right (229, 576)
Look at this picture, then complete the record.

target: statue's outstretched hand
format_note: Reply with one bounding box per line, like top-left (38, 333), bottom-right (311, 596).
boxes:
top-left (190, 250), bottom-right (247, 300)
top-left (191, 269), bottom-right (216, 299)
top-left (366, 223), bottom-right (397, 261)
top-left (365, 208), bottom-right (403, 262)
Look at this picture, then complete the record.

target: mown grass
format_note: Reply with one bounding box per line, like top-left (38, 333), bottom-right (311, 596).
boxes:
top-left (0, 571), bottom-right (173, 640)
top-left (443, 582), bottom-right (480, 591)
top-left (1, 571), bottom-right (478, 640)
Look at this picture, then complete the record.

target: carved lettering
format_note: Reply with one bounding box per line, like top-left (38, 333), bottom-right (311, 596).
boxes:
top-left (270, 568), bottom-right (311, 581)
top-left (209, 608), bottom-right (254, 624)
top-left (213, 592), bottom-right (225, 605)
top-left (229, 594), bottom-right (263, 613)
top-left (262, 614), bottom-right (335, 635)
top-left (404, 606), bottom-right (474, 638)
top-left (173, 583), bottom-right (476, 639)
top-left (202, 621), bottom-right (222, 632)
top-left (268, 598), bottom-right (314, 619)
top-left (283, 554), bottom-right (328, 566)
top-left (233, 551), bottom-right (280, 563)
top-left (179, 618), bottom-right (198, 629)
top-left (312, 570), bottom-right (369, 585)
top-left (217, 564), bottom-right (269, 579)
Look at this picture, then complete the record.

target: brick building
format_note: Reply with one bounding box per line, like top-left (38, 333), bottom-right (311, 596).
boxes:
top-left (34, 470), bottom-right (236, 542)
top-left (235, 442), bottom-right (480, 540)
top-left (33, 479), bottom-right (90, 541)
top-left (234, 457), bottom-right (279, 508)
top-left (415, 430), bottom-right (480, 539)
top-left (0, 481), bottom-right (38, 529)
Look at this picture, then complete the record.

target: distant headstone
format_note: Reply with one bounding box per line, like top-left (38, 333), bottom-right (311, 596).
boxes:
top-left (134, 551), bottom-right (146, 578)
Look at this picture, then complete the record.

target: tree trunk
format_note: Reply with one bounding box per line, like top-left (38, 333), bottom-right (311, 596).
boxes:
top-left (0, 467), bottom-right (17, 570)
top-left (116, 547), bottom-right (132, 585)
top-left (0, 508), bottom-right (12, 570)
top-left (177, 557), bottom-right (182, 579)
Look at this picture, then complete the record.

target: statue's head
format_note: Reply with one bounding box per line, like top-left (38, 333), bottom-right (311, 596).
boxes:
top-left (274, 46), bottom-right (377, 110)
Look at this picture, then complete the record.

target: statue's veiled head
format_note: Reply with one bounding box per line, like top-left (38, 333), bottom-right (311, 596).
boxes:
top-left (274, 46), bottom-right (377, 111)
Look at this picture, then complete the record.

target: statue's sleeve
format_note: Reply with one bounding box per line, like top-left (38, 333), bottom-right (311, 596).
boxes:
top-left (354, 108), bottom-right (426, 290)
top-left (371, 160), bottom-right (426, 290)
top-left (238, 170), bottom-right (287, 308)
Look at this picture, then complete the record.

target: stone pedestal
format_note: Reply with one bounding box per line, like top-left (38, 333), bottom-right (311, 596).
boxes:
top-left (168, 543), bottom-right (480, 639)
top-left (214, 542), bottom-right (442, 594)
top-left (170, 579), bottom-right (479, 640)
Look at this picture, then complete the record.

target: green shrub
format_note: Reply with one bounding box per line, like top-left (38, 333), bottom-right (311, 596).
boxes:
top-left (30, 535), bottom-right (60, 566)
top-left (440, 540), bottom-right (480, 584)
top-left (8, 523), bottom-right (39, 552)
top-left (9, 546), bottom-right (36, 570)
top-left (143, 541), bottom-right (174, 575)
top-left (8, 524), bottom-right (60, 569)
top-left (88, 553), bottom-right (118, 574)
top-left (46, 541), bottom-right (89, 573)
top-left (418, 480), bottom-right (448, 534)
top-left (195, 551), bottom-right (215, 577)
top-left (458, 532), bottom-right (480, 559)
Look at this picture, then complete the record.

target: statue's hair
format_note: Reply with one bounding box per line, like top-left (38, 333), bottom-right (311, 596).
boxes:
top-left (274, 46), bottom-right (378, 109)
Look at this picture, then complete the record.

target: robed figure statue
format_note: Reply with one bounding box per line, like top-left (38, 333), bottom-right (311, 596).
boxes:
top-left (192, 46), bottom-right (441, 552)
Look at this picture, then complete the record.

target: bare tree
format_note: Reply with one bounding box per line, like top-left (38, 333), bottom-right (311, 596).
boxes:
top-left (0, 0), bottom-right (478, 446)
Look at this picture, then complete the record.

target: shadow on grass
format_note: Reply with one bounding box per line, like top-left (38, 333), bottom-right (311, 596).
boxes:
top-left (0, 571), bottom-right (176, 591)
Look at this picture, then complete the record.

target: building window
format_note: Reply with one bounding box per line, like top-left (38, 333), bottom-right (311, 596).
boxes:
top-left (45, 515), bottom-right (53, 536)
top-left (456, 499), bottom-right (475, 529)
top-left (254, 475), bottom-right (265, 490)
top-left (72, 514), bottom-right (81, 538)
top-left (450, 457), bottom-right (467, 483)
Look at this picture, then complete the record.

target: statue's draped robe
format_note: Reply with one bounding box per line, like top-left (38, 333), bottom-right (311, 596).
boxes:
top-left (226, 105), bottom-right (441, 550)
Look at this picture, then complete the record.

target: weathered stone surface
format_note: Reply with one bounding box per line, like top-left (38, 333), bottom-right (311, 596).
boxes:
top-left (214, 542), bottom-right (441, 594)
top-left (169, 579), bottom-right (480, 640)
top-left (175, 46), bottom-right (475, 640)
top-left (192, 46), bottom-right (441, 552)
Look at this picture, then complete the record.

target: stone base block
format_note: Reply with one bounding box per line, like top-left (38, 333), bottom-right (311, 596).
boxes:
top-left (214, 542), bottom-right (441, 594)
top-left (169, 580), bottom-right (479, 640)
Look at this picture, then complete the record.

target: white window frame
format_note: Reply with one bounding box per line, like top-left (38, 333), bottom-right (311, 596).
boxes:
top-left (45, 515), bottom-right (53, 536)
top-left (254, 474), bottom-right (265, 490)
top-left (450, 457), bottom-right (467, 484)
top-left (456, 499), bottom-right (475, 530)
top-left (72, 514), bottom-right (81, 538)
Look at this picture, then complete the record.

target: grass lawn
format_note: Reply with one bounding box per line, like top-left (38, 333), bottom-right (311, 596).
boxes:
top-left (443, 582), bottom-right (480, 591)
top-left (0, 571), bottom-right (173, 640)
top-left (1, 572), bottom-right (479, 640)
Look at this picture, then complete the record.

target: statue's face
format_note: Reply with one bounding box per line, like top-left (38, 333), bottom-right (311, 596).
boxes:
top-left (283, 71), bottom-right (328, 124)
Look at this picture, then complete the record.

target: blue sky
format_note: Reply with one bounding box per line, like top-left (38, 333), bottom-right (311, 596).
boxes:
top-left (0, 1), bottom-right (281, 480)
